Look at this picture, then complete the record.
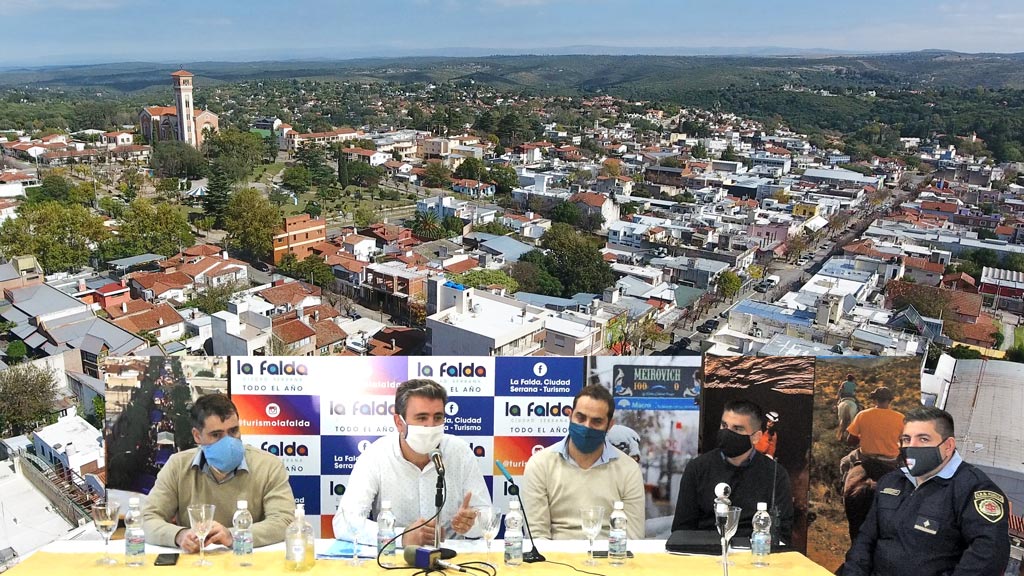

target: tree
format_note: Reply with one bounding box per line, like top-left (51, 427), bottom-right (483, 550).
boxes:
top-left (690, 142), bottom-right (708, 159)
top-left (423, 162), bottom-right (452, 188)
top-left (747, 264), bottom-right (765, 282)
top-left (4, 340), bottom-right (26, 364)
top-left (0, 363), bottom-right (59, 436)
top-left (224, 188), bottom-right (281, 259)
top-left (188, 281), bottom-right (246, 315)
top-left (452, 269), bottom-right (519, 293)
top-left (490, 164), bottom-right (519, 197)
top-left (453, 157), bottom-right (486, 181)
top-left (294, 255), bottom-right (334, 288)
top-left (786, 234), bottom-right (809, 262)
top-left (264, 133), bottom-right (279, 163)
top-left (202, 163), bottom-right (232, 228)
top-left (151, 140), bottom-right (207, 179)
top-left (410, 210), bottom-right (444, 240)
top-left (720, 145), bottom-right (739, 162)
top-left (473, 221), bottom-right (512, 235)
top-left (104, 199), bottom-right (194, 260)
top-left (540, 223), bottom-right (615, 296)
top-left (337, 153), bottom-right (350, 188)
top-left (550, 201), bottom-right (581, 226)
top-left (282, 165), bottom-right (312, 193)
top-left (0, 201), bottom-right (108, 273)
top-left (28, 174), bottom-right (72, 204)
top-left (509, 260), bottom-right (563, 296)
top-left (718, 270), bottom-right (742, 299)
top-left (353, 205), bottom-right (378, 227)
top-left (204, 128), bottom-right (265, 182)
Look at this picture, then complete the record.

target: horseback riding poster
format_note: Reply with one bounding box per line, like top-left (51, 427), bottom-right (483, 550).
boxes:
top-left (701, 355), bottom-right (816, 554)
top-left (809, 356), bottom-right (924, 572)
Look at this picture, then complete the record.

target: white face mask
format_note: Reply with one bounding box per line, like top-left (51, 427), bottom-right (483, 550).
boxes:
top-left (402, 418), bottom-right (444, 455)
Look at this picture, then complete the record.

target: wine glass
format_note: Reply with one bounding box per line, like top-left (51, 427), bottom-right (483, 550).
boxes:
top-left (715, 505), bottom-right (741, 569)
top-left (578, 506), bottom-right (605, 566)
top-left (92, 500), bottom-right (121, 566)
top-left (339, 507), bottom-right (365, 566)
top-left (188, 504), bottom-right (216, 567)
top-left (474, 506), bottom-right (503, 559)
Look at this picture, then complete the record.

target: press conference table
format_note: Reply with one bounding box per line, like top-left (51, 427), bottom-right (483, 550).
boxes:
top-left (16, 538), bottom-right (833, 575)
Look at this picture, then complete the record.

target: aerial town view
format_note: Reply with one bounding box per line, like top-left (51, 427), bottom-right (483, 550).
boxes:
top-left (0, 1), bottom-right (1021, 574)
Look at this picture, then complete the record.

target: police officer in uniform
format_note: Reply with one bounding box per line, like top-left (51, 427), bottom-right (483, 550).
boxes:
top-left (840, 406), bottom-right (1010, 575)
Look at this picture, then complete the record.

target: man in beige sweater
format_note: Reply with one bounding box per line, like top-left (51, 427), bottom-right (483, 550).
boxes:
top-left (522, 385), bottom-right (645, 540)
top-left (143, 394), bottom-right (295, 551)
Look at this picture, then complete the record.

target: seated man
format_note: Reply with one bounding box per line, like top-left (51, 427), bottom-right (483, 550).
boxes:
top-left (840, 406), bottom-right (1010, 575)
top-left (671, 400), bottom-right (793, 542)
top-left (522, 385), bottom-right (645, 540)
top-left (334, 379), bottom-right (488, 545)
top-left (143, 393), bottom-right (295, 551)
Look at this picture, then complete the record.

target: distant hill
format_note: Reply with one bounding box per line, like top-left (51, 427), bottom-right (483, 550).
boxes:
top-left (1, 51), bottom-right (1023, 95)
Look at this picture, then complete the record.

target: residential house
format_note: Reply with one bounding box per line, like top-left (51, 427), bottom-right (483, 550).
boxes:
top-left (451, 178), bottom-right (496, 199)
top-left (0, 169), bottom-right (39, 198)
top-left (979, 267), bottom-right (1024, 313)
top-left (342, 147), bottom-right (390, 167)
top-left (0, 255), bottom-right (44, 291)
top-left (128, 270), bottom-right (194, 303)
top-left (426, 280), bottom-right (552, 356)
top-left (107, 300), bottom-right (186, 345)
top-left (341, 233), bottom-right (377, 262)
top-left (569, 192), bottom-right (620, 232)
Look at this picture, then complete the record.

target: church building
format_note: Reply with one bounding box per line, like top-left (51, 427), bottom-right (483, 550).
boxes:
top-left (138, 70), bottom-right (219, 148)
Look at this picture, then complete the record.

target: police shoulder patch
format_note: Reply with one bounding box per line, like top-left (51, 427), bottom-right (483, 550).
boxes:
top-left (973, 490), bottom-right (1005, 523)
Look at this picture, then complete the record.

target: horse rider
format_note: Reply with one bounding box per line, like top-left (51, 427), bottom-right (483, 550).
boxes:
top-left (840, 387), bottom-right (903, 484)
top-left (837, 373), bottom-right (859, 408)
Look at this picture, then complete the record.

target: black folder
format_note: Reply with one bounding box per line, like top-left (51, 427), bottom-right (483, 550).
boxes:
top-left (665, 530), bottom-right (751, 555)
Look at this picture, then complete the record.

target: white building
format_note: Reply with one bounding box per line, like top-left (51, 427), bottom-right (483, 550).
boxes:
top-left (427, 283), bottom-right (553, 356)
top-left (32, 416), bottom-right (104, 479)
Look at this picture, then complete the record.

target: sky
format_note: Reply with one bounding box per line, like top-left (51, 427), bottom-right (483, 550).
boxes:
top-left (2, 0), bottom-right (1024, 66)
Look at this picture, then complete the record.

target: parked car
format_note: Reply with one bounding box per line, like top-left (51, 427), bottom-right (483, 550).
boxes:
top-left (697, 319), bottom-right (720, 333)
top-left (348, 310), bottom-right (362, 320)
top-left (252, 261), bottom-right (271, 272)
top-left (797, 256), bottom-right (810, 266)
top-left (754, 281), bottom-right (770, 293)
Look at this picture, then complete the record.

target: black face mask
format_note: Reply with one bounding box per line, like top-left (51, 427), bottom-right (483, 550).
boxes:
top-left (899, 440), bottom-right (947, 477)
top-left (717, 428), bottom-right (753, 458)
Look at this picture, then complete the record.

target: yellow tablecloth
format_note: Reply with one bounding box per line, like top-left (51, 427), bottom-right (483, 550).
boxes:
top-left (11, 550), bottom-right (833, 575)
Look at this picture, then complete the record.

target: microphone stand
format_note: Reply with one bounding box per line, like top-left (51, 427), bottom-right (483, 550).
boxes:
top-left (434, 470), bottom-right (457, 560)
top-left (506, 483), bottom-right (545, 563)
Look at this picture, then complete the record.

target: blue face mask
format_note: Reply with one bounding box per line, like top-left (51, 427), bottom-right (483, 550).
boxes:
top-left (202, 435), bottom-right (245, 473)
top-left (569, 422), bottom-right (608, 454)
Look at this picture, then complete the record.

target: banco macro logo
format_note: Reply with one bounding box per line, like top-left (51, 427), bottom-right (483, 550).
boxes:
top-left (417, 361), bottom-right (487, 378)
top-left (236, 359), bottom-right (309, 376)
top-left (265, 403), bottom-right (281, 418)
top-left (504, 400), bottom-right (572, 418)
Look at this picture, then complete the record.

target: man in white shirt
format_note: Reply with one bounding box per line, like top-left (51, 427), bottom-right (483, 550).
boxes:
top-left (522, 384), bottom-right (645, 540)
top-left (334, 379), bottom-right (489, 545)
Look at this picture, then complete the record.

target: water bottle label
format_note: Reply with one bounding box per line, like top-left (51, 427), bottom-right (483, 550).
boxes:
top-left (752, 532), bottom-right (771, 555)
top-left (504, 535), bottom-right (522, 563)
top-left (126, 534), bottom-right (145, 556)
top-left (609, 533), bottom-right (627, 554)
top-left (234, 532), bottom-right (253, 555)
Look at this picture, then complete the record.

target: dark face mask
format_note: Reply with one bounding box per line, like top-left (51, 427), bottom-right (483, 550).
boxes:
top-left (717, 428), bottom-right (753, 458)
top-left (900, 440), bottom-right (948, 477)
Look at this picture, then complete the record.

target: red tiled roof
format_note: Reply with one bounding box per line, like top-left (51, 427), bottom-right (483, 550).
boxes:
top-left (569, 192), bottom-right (608, 209)
top-left (130, 271), bottom-right (194, 295)
top-left (112, 303), bottom-right (184, 333)
top-left (0, 171), bottom-right (36, 183)
top-left (902, 256), bottom-right (945, 275)
top-left (259, 281), bottom-right (320, 307)
top-left (956, 313), bottom-right (998, 347)
top-left (272, 317), bottom-right (316, 345)
top-left (144, 106), bottom-right (178, 117)
top-left (314, 319), bottom-right (347, 350)
top-left (96, 282), bottom-right (129, 295)
top-left (170, 70), bottom-right (193, 77)
top-left (942, 272), bottom-right (976, 287)
top-left (105, 299), bottom-right (153, 318)
top-left (443, 258), bottom-right (479, 275)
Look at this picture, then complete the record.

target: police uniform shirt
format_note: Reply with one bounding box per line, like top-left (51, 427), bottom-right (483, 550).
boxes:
top-left (842, 451), bottom-right (1011, 576)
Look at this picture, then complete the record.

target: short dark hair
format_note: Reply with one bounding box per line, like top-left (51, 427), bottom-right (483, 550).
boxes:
top-left (723, 399), bottom-right (765, 431)
top-left (904, 406), bottom-right (955, 439)
top-left (573, 384), bottom-right (615, 421)
top-left (395, 379), bottom-right (448, 419)
top-left (190, 394), bottom-right (238, 431)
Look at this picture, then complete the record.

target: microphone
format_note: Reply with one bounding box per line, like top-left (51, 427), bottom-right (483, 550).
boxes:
top-left (714, 483), bottom-right (731, 536)
top-left (404, 546), bottom-right (467, 572)
top-left (430, 449), bottom-right (445, 476)
top-left (494, 459), bottom-right (545, 563)
top-left (714, 482), bottom-right (731, 504)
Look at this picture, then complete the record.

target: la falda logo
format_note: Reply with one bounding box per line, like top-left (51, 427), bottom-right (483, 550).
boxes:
top-left (237, 359), bottom-right (309, 376)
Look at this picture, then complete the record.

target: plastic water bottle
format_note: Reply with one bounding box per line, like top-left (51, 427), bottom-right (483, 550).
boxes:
top-left (232, 500), bottom-right (254, 567)
top-left (751, 501), bottom-right (772, 567)
top-left (124, 497), bottom-right (145, 567)
top-left (503, 500), bottom-right (524, 566)
top-left (608, 500), bottom-right (628, 566)
top-left (285, 503), bottom-right (315, 571)
top-left (376, 500), bottom-right (397, 566)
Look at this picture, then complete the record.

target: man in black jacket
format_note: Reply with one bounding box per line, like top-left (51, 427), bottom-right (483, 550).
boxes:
top-left (840, 406), bottom-right (1010, 576)
top-left (671, 400), bottom-right (794, 542)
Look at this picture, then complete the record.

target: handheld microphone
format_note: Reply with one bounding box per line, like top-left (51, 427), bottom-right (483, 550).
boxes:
top-left (494, 459), bottom-right (545, 563)
top-left (404, 546), bottom-right (467, 572)
top-left (430, 449), bottom-right (445, 476)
